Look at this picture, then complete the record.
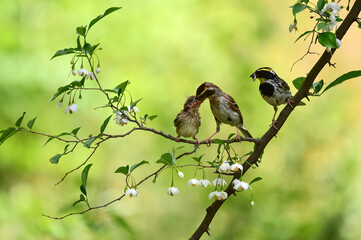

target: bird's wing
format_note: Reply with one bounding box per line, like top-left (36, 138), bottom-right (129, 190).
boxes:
top-left (226, 94), bottom-right (244, 124)
top-left (279, 78), bottom-right (290, 91)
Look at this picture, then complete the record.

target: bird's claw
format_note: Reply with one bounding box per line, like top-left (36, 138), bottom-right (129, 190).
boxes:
top-left (270, 120), bottom-right (279, 131)
top-left (193, 137), bottom-right (201, 148)
top-left (203, 138), bottom-right (213, 147)
top-left (287, 99), bottom-right (295, 109)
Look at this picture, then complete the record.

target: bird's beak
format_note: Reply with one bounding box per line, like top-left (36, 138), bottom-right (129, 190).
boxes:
top-left (250, 73), bottom-right (257, 81)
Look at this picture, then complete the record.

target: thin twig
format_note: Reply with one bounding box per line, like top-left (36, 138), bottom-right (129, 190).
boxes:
top-left (44, 147), bottom-right (199, 219)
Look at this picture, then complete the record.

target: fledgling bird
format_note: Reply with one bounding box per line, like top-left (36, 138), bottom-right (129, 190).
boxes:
top-left (174, 96), bottom-right (202, 146)
top-left (195, 82), bottom-right (252, 142)
top-left (250, 67), bottom-right (305, 129)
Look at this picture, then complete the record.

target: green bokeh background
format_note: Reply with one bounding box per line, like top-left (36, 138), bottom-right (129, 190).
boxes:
top-left (1, 0), bottom-right (361, 239)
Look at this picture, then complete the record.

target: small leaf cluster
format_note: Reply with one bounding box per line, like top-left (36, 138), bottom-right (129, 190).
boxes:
top-left (0, 112), bottom-right (36, 146)
top-left (293, 70), bottom-right (361, 96)
top-left (291, 0), bottom-right (344, 49)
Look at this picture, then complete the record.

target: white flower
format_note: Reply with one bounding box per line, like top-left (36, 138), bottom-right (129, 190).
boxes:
top-left (125, 188), bottom-right (138, 197)
top-left (323, 2), bottom-right (341, 13)
top-left (56, 101), bottom-right (62, 108)
top-left (87, 72), bottom-right (96, 80)
top-left (321, 2), bottom-right (341, 16)
top-left (233, 179), bottom-right (250, 191)
top-left (230, 163), bottom-right (243, 172)
top-left (127, 105), bottom-right (139, 113)
top-left (218, 162), bottom-right (231, 173)
top-left (326, 19), bottom-right (338, 31)
top-left (96, 67), bottom-right (101, 74)
top-left (208, 191), bottom-right (228, 201)
top-left (65, 104), bottom-right (79, 114)
top-left (188, 178), bottom-right (199, 186)
top-left (78, 68), bottom-right (89, 77)
top-left (114, 111), bottom-right (129, 126)
top-left (167, 187), bottom-right (179, 196)
top-left (250, 201), bottom-right (255, 206)
top-left (178, 171), bottom-right (184, 179)
top-left (197, 179), bottom-right (212, 187)
top-left (71, 69), bottom-right (77, 76)
top-left (212, 178), bottom-right (227, 187)
top-left (336, 38), bottom-right (342, 48)
top-left (288, 23), bottom-right (297, 32)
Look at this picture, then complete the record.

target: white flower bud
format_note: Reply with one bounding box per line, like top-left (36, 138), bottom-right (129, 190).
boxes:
top-left (178, 171), bottom-right (184, 179)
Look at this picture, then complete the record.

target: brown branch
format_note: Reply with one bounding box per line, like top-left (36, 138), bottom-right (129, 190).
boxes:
top-left (189, 1), bottom-right (361, 239)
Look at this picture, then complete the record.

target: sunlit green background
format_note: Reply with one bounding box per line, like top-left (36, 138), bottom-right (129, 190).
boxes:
top-left (1, 0), bottom-right (361, 239)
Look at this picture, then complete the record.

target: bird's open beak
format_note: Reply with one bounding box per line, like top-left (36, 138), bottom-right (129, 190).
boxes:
top-left (250, 73), bottom-right (257, 81)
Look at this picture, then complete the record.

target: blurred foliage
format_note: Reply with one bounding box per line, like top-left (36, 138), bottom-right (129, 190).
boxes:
top-left (1, 0), bottom-right (361, 239)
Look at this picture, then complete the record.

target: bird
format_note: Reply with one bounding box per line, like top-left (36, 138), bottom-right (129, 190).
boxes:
top-left (250, 67), bottom-right (305, 129)
top-left (195, 82), bottom-right (252, 142)
top-left (174, 96), bottom-right (202, 146)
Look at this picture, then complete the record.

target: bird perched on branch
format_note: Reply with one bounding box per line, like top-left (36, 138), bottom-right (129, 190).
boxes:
top-left (250, 67), bottom-right (305, 129)
top-left (195, 82), bottom-right (252, 142)
top-left (174, 96), bottom-right (202, 146)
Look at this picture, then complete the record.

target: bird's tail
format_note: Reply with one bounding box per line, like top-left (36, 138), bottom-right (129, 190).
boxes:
top-left (237, 125), bottom-right (253, 138)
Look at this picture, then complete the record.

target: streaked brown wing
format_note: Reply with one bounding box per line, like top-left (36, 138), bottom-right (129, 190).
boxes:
top-left (225, 93), bottom-right (243, 124)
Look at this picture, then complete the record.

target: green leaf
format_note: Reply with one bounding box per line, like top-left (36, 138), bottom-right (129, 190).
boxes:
top-left (250, 177), bottom-right (262, 185)
top-left (213, 139), bottom-right (224, 145)
top-left (115, 165), bottom-right (129, 175)
top-left (322, 70), bottom-right (361, 95)
top-left (130, 160), bottom-right (149, 172)
top-left (113, 80), bottom-right (130, 96)
top-left (80, 164), bottom-right (93, 196)
top-left (100, 115), bottom-right (112, 133)
top-left (83, 135), bottom-right (99, 148)
top-left (27, 117), bottom-right (37, 130)
top-left (317, 22), bottom-right (328, 31)
top-left (70, 78), bottom-right (85, 87)
top-left (0, 127), bottom-right (19, 146)
top-left (317, 0), bottom-right (326, 11)
top-left (294, 31), bottom-right (313, 43)
top-left (73, 194), bottom-right (86, 206)
top-left (88, 7), bottom-right (122, 31)
top-left (76, 26), bottom-right (87, 36)
top-left (192, 154), bottom-right (204, 163)
top-left (312, 80), bottom-right (324, 94)
top-left (63, 144), bottom-right (70, 153)
top-left (89, 43), bottom-right (100, 56)
top-left (292, 3), bottom-right (307, 15)
top-left (156, 152), bottom-right (176, 165)
top-left (148, 115), bottom-right (158, 121)
top-left (51, 48), bottom-right (76, 60)
top-left (50, 85), bottom-right (71, 101)
top-left (130, 99), bottom-right (142, 110)
top-left (15, 112), bottom-right (26, 127)
top-left (318, 32), bottom-right (337, 49)
top-left (76, 36), bottom-right (82, 51)
top-left (49, 154), bottom-right (62, 164)
top-left (71, 127), bottom-right (81, 136)
top-left (292, 77), bottom-right (306, 90)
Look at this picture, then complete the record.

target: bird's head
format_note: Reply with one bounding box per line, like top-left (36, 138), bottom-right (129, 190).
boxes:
top-left (183, 95), bottom-right (202, 110)
top-left (250, 67), bottom-right (277, 83)
top-left (195, 82), bottom-right (219, 101)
